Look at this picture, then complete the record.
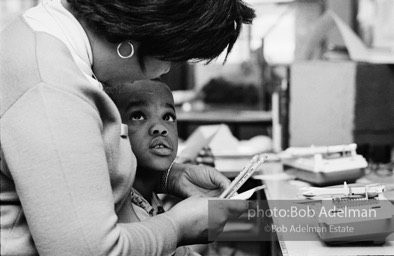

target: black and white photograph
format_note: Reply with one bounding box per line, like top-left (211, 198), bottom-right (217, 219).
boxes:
top-left (1, 0), bottom-right (394, 255)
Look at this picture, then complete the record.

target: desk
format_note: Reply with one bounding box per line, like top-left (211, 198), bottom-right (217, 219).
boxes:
top-left (215, 160), bottom-right (394, 256)
top-left (254, 163), bottom-right (394, 256)
top-left (176, 108), bottom-right (272, 140)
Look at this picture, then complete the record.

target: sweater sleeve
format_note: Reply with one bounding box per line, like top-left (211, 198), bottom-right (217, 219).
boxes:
top-left (1, 83), bottom-right (179, 256)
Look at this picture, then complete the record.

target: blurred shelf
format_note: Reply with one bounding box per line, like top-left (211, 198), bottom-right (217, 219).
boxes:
top-left (176, 109), bottom-right (272, 124)
top-left (176, 107), bottom-right (272, 140)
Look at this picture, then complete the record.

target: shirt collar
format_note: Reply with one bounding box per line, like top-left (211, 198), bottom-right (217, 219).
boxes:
top-left (24, 0), bottom-right (102, 89)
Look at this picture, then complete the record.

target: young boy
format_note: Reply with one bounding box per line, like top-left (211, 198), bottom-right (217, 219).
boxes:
top-left (115, 79), bottom-right (178, 217)
top-left (114, 79), bottom-right (210, 255)
top-left (113, 79), bottom-right (227, 256)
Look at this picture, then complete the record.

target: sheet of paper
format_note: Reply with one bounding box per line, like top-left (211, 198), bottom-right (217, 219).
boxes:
top-left (303, 10), bottom-right (394, 63)
top-left (177, 124), bottom-right (221, 161)
top-left (331, 11), bottom-right (394, 63)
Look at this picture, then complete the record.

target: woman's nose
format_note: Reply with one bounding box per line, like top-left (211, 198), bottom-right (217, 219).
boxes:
top-left (149, 123), bottom-right (168, 136)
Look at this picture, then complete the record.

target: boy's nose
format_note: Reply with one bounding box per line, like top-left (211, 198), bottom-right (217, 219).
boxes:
top-left (149, 123), bottom-right (168, 136)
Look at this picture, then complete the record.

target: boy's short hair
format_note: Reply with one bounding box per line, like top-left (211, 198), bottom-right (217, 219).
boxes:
top-left (104, 79), bottom-right (167, 105)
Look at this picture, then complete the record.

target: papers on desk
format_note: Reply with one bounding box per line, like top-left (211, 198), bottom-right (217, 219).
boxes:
top-left (177, 124), bottom-right (272, 161)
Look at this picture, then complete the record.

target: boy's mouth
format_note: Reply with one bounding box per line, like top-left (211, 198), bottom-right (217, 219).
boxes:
top-left (152, 144), bottom-right (169, 149)
top-left (150, 138), bottom-right (172, 156)
top-left (150, 139), bottom-right (171, 149)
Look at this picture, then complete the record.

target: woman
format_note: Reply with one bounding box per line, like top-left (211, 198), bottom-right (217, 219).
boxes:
top-left (0, 0), bottom-right (255, 255)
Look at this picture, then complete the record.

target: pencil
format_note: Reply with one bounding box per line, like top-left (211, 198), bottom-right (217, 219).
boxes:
top-left (219, 154), bottom-right (259, 199)
top-left (225, 154), bottom-right (267, 199)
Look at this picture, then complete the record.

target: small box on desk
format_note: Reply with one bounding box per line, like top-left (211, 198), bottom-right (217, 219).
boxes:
top-left (281, 144), bottom-right (368, 186)
top-left (284, 167), bottom-right (365, 186)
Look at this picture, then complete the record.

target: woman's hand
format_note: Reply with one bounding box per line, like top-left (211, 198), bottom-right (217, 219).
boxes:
top-left (165, 196), bottom-right (249, 245)
top-left (166, 163), bottom-right (230, 198)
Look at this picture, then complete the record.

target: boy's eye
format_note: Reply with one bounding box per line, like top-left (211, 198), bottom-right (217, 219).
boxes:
top-left (163, 113), bottom-right (176, 122)
top-left (129, 112), bottom-right (145, 121)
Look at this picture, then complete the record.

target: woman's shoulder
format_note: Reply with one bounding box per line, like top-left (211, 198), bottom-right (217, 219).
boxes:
top-left (0, 17), bottom-right (104, 115)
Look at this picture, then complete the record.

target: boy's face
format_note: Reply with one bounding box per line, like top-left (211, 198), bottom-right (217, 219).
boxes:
top-left (118, 80), bottom-right (178, 172)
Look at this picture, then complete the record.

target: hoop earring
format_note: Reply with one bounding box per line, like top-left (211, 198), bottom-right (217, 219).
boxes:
top-left (117, 41), bottom-right (134, 59)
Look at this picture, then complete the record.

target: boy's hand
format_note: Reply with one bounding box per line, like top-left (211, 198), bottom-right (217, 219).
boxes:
top-left (166, 163), bottom-right (230, 198)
